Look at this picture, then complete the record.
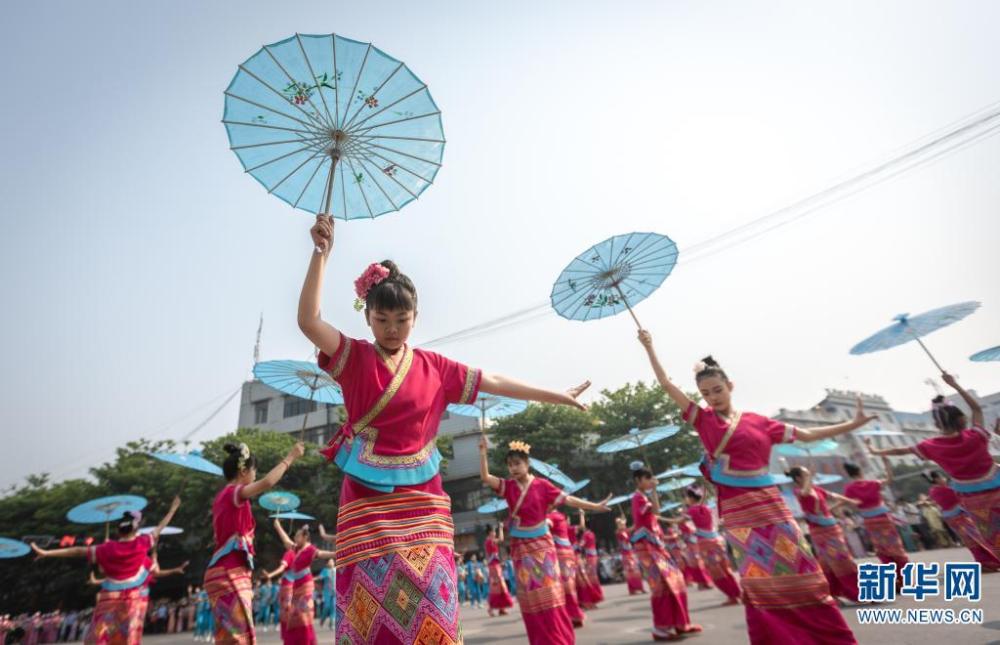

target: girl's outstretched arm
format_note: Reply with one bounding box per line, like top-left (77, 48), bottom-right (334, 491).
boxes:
top-left (479, 375), bottom-right (590, 410)
top-left (796, 398), bottom-right (875, 442)
top-left (478, 436), bottom-right (502, 491)
top-left (941, 372), bottom-right (984, 428)
top-left (637, 330), bottom-right (693, 411)
top-left (298, 215), bottom-right (342, 357)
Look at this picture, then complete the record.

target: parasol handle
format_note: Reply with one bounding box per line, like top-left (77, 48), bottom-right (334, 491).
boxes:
top-left (315, 153), bottom-right (341, 253)
top-left (614, 285), bottom-right (642, 329)
top-left (911, 334), bottom-right (946, 373)
top-left (300, 376), bottom-right (321, 443)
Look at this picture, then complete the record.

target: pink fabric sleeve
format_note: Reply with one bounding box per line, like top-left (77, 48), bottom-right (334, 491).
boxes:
top-left (682, 401), bottom-right (704, 428)
top-left (911, 439), bottom-right (931, 460)
top-left (539, 478), bottom-right (567, 508)
top-left (425, 351), bottom-right (482, 405)
top-left (968, 426), bottom-right (990, 443)
top-left (317, 336), bottom-right (358, 382)
top-left (231, 484), bottom-right (245, 508)
top-left (765, 417), bottom-right (797, 445)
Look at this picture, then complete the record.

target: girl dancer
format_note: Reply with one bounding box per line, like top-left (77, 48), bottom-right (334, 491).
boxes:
top-left (206, 441), bottom-right (305, 644)
top-left (923, 472), bottom-right (1000, 570)
top-left (480, 438), bottom-right (610, 645)
top-left (631, 463), bottom-right (700, 641)
top-left (485, 525), bottom-right (514, 616)
top-left (300, 215), bottom-right (593, 644)
top-left (32, 496), bottom-right (181, 645)
top-left (843, 458), bottom-right (909, 586)
top-left (787, 466), bottom-right (861, 602)
top-left (574, 512), bottom-right (605, 609)
top-left (263, 521), bottom-right (335, 645)
top-left (547, 510), bottom-right (587, 628)
top-left (639, 331), bottom-right (867, 644)
top-left (616, 516), bottom-right (646, 595)
top-left (865, 373), bottom-right (1000, 560)
top-left (684, 487), bottom-right (741, 605)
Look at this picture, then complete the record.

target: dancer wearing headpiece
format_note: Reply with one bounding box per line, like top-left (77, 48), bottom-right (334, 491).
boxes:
top-left (615, 516), bottom-right (645, 595)
top-left (300, 215), bottom-right (592, 644)
top-left (683, 487), bottom-right (741, 605)
top-left (865, 373), bottom-right (1000, 562)
top-left (547, 509), bottom-right (587, 628)
top-left (630, 462), bottom-right (701, 641)
top-left (32, 496), bottom-right (181, 645)
top-left (205, 441), bottom-right (305, 644)
top-left (574, 511), bottom-right (605, 609)
top-left (262, 520), bottom-right (335, 645)
top-left (480, 437), bottom-right (611, 644)
top-left (485, 525), bottom-right (514, 616)
top-left (920, 471), bottom-right (1000, 570)
top-left (638, 330), bottom-right (869, 644)
top-left (842, 458), bottom-right (909, 590)
top-left (786, 466), bottom-right (861, 602)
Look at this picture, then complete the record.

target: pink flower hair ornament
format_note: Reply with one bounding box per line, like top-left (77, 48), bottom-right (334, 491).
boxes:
top-left (353, 263), bottom-right (391, 312)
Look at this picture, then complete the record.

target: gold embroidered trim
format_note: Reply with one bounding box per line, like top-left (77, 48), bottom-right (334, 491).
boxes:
top-left (354, 345), bottom-right (413, 434)
top-left (357, 427), bottom-right (437, 467)
top-left (712, 411), bottom-right (742, 459)
top-left (329, 338), bottom-right (353, 380)
top-left (458, 368), bottom-right (480, 405)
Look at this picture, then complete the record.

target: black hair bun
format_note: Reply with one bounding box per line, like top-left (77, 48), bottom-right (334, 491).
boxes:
top-left (702, 355), bottom-right (719, 367)
top-left (223, 443), bottom-right (240, 456)
top-left (932, 395), bottom-right (945, 404)
top-left (379, 260), bottom-right (401, 279)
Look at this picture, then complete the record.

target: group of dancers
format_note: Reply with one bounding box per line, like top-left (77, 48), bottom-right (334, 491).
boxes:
top-left (25, 214), bottom-right (999, 644)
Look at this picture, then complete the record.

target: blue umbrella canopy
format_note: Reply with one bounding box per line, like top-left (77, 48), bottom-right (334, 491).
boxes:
top-left (656, 462), bottom-right (702, 479)
top-left (477, 498), bottom-right (509, 514)
top-left (563, 478), bottom-right (591, 495)
top-left (774, 439), bottom-right (841, 458)
top-left (607, 493), bottom-right (634, 507)
top-left (656, 477), bottom-right (696, 493)
top-left (138, 526), bottom-right (184, 536)
top-left (551, 232), bottom-right (678, 327)
top-left (271, 511), bottom-right (316, 521)
top-left (596, 425), bottom-right (681, 454)
top-left (259, 491), bottom-right (301, 512)
top-left (659, 502), bottom-right (682, 512)
top-left (67, 495), bottom-right (148, 525)
top-left (528, 458), bottom-right (576, 489)
top-left (855, 426), bottom-right (905, 437)
top-left (448, 393), bottom-right (527, 428)
top-left (148, 450), bottom-right (224, 477)
top-left (253, 360), bottom-right (344, 405)
top-left (813, 474), bottom-right (843, 486)
top-left (0, 538), bottom-right (29, 559)
top-left (224, 33), bottom-right (444, 219)
top-left (970, 345), bottom-right (1000, 362)
top-left (850, 301), bottom-right (980, 371)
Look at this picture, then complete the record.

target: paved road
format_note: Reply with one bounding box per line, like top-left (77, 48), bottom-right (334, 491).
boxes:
top-left (146, 547), bottom-right (998, 644)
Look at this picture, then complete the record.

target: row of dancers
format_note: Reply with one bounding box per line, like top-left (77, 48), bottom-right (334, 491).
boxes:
top-left (26, 216), bottom-right (1000, 644)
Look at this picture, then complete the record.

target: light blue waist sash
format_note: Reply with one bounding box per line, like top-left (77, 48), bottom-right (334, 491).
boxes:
top-left (553, 536), bottom-right (572, 548)
top-left (208, 534), bottom-right (255, 570)
top-left (100, 567), bottom-right (149, 592)
top-left (695, 528), bottom-right (719, 539)
top-left (950, 469), bottom-right (1000, 494)
top-left (804, 513), bottom-right (838, 527)
top-left (941, 506), bottom-right (964, 519)
top-left (282, 567), bottom-right (311, 583)
top-left (858, 505), bottom-right (889, 518)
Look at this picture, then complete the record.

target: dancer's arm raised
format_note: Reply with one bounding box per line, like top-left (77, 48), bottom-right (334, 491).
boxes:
top-left (637, 330), bottom-right (693, 411)
top-left (151, 495), bottom-right (182, 543)
top-left (297, 214), bottom-right (341, 357)
top-left (240, 442), bottom-right (306, 499)
top-left (479, 436), bottom-right (502, 491)
top-left (272, 519), bottom-right (295, 551)
top-left (863, 437), bottom-right (912, 457)
top-left (941, 372), bottom-right (984, 428)
top-left (794, 398), bottom-right (875, 442)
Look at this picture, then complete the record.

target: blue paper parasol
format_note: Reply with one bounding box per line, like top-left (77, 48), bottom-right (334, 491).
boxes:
top-left (606, 493), bottom-right (633, 507)
top-left (148, 450), bottom-right (223, 477)
top-left (813, 474), bottom-right (843, 486)
top-left (850, 301), bottom-right (980, 371)
top-left (138, 526), bottom-right (183, 536)
top-left (563, 478), bottom-right (591, 495)
top-left (0, 537), bottom-right (30, 559)
top-left (259, 491), bottom-right (301, 513)
top-left (477, 498), bottom-right (509, 514)
top-left (656, 462), bottom-right (702, 479)
top-left (68, 495), bottom-right (148, 525)
top-left (224, 34), bottom-right (444, 220)
top-left (551, 232), bottom-right (679, 328)
top-left (970, 345), bottom-right (1000, 362)
top-left (596, 426), bottom-right (681, 455)
top-left (774, 439), bottom-right (841, 458)
top-left (855, 426), bottom-right (905, 437)
top-left (448, 394), bottom-right (527, 433)
top-left (528, 458), bottom-right (576, 489)
top-left (270, 511), bottom-right (316, 521)
top-left (254, 359), bottom-right (344, 441)
top-left (656, 477), bottom-right (696, 493)
top-left (660, 502), bottom-right (682, 512)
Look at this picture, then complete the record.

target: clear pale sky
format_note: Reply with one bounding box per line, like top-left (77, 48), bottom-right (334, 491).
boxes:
top-left (2, 0), bottom-right (999, 489)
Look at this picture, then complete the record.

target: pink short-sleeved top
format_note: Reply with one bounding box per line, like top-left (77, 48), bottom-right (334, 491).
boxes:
top-left (318, 336), bottom-right (481, 491)
top-left (796, 486), bottom-right (839, 527)
top-left (211, 484), bottom-right (256, 569)
top-left (843, 479), bottom-right (889, 518)
top-left (913, 427), bottom-right (1000, 493)
top-left (686, 504), bottom-right (715, 533)
top-left (494, 476), bottom-right (566, 539)
top-left (683, 402), bottom-right (797, 497)
top-left (88, 534), bottom-right (153, 581)
top-left (928, 484), bottom-right (961, 513)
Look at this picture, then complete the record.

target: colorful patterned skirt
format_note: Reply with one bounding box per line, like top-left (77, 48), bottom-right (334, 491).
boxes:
top-left (680, 537), bottom-right (713, 587)
top-left (204, 564), bottom-right (256, 645)
top-left (553, 541), bottom-right (586, 626)
top-left (622, 548), bottom-right (645, 594)
top-left (721, 488), bottom-right (856, 645)
top-left (807, 523), bottom-right (860, 603)
top-left (277, 583), bottom-right (292, 640)
top-left (487, 560), bottom-right (514, 610)
top-left (960, 487), bottom-right (1000, 558)
top-left (633, 538), bottom-right (692, 639)
top-left (862, 513), bottom-right (909, 582)
top-left (944, 506), bottom-right (1000, 571)
top-left (696, 536), bottom-right (742, 601)
top-left (512, 534), bottom-right (574, 645)
top-left (334, 477), bottom-right (460, 645)
top-left (282, 579), bottom-right (317, 645)
top-left (85, 587), bottom-right (148, 645)
top-left (575, 553), bottom-right (604, 606)
top-left (662, 535), bottom-right (689, 580)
